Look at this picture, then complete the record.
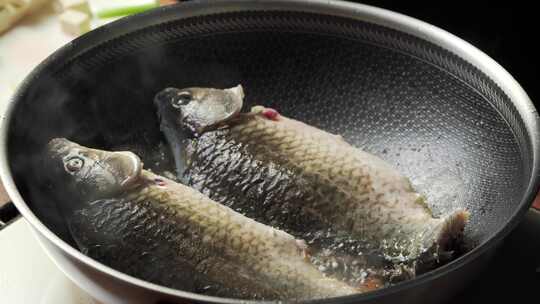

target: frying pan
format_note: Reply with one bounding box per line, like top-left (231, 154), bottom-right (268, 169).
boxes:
top-left (1, 1), bottom-right (538, 303)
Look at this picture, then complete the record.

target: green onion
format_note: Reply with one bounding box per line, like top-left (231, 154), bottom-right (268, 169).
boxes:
top-left (89, 0), bottom-right (159, 19)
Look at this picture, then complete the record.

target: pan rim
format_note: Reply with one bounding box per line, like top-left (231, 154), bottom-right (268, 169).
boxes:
top-left (1, 0), bottom-right (538, 303)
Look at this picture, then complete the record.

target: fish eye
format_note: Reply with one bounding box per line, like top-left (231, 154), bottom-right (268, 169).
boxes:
top-left (65, 156), bottom-right (84, 173)
top-left (172, 91), bottom-right (192, 108)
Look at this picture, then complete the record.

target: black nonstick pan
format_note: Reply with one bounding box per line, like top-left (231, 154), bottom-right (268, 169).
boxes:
top-left (1, 1), bottom-right (538, 303)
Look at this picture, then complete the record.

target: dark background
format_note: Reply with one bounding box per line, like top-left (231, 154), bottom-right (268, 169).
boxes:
top-left (357, 2), bottom-right (539, 107)
top-left (352, 3), bottom-right (540, 301)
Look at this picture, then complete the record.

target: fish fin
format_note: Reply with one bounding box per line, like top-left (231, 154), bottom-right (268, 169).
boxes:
top-left (413, 209), bottom-right (469, 273)
top-left (250, 105), bottom-right (266, 114)
top-left (414, 194), bottom-right (433, 217)
top-left (104, 151), bottom-right (142, 189)
top-left (435, 209), bottom-right (470, 252)
top-left (332, 134), bottom-right (346, 142)
top-left (225, 84), bottom-right (244, 100)
top-left (161, 126), bottom-right (189, 184)
top-left (172, 140), bottom-right (188, 183)
top-left (295, 239), bottom-right (310, 260)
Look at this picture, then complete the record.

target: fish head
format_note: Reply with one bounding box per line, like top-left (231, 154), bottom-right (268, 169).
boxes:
top-left (154, 85), bottom-right (244, 136)
top-left (47, 138), bottom-right (142, 201)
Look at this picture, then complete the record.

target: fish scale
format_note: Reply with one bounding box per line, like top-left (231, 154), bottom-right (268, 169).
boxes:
top-left (187, 128), bottom-right (368, 278)
top-left (69, 198), bottom-right (233, 296)
top-left (187, 132), bottom-right (320, 233)
top-left (153, 86), bottom-right (469, 284)
top-left (121, 170), bottom-right (361, 299)
top-left (180, 109), bottom-right (467, 262)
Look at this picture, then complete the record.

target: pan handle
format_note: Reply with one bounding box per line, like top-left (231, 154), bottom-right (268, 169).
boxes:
top-left (0, 202), bottom-right (20, 229)
top-left (0, 183), bottom-right (20, 229)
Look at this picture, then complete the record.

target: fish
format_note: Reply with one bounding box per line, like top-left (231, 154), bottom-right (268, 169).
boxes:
top-left (154, 85), bottom-right (470, 266)
top-left (155, 86), bottom-right (244, 181)
top-left (46, 138), bottom-right (367, 301)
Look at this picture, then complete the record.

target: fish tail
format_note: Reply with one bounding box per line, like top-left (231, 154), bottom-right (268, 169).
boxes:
top-left (412, 209), bottom-right (470, 274)
top-left (435, 209), bottom-right (470, 251)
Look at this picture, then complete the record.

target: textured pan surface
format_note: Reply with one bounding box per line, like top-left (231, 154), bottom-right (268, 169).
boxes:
top-left (4, 7), bottom-right (534, 302)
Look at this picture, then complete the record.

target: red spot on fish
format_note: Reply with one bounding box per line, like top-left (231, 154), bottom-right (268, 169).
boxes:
top-left (154, 178), bottom-right (166, 187)
top-left (262, 108), bottom-right (280, 121)
top-left (533, 193), bottom-right (540, 210)
top-left (360, 276), bottom-right (383, 292)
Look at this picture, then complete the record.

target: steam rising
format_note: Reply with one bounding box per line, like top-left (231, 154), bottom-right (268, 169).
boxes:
top-left (5, 19), bottom-right (523, 301)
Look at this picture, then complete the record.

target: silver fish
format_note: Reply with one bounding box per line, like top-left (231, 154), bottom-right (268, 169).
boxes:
top-left (47, 138), bottom-right (367, 300)
top-left (154, 86), bottom-right (469, 266)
